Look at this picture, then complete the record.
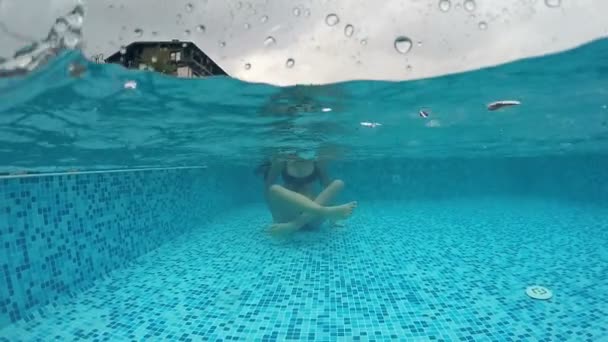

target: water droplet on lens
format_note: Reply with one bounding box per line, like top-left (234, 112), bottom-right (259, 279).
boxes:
top-left (293, 7), bottom-right (301, 16)
top-left (264, 36), bottom-right (276, 46)
top-left (196, 25), bottom-right (206, 33)
top-left (285, 58), bottom-right (295, 68)
top-left (544, 0), bottom-right (561, 8)
top-left (120, 45), bottom-right (127, 54)
top-left (185, 3), bottom-right (194, 12)
top-left (463, 0), bottom-right (476, 12)
top-left (244, 23), bottom-right (250, 29)
top-left (134, 28), bottom-right (143, 37)
top-left (325, 14), bottom-right (339, 26)
top-left (394, 36), bottom-right (413, 54)
top-left (260, 15), bottom-right (268, 23)
top-left (244, 63), bottom-right (251, 70)
top-left (438, 0), bottom-right (451, 12)
top-left (478, 21), bottom-right (488, 30)
top-left (151, 56), bottom-right (158, 63)
top-left (344, 24), bottom-right (354, 37)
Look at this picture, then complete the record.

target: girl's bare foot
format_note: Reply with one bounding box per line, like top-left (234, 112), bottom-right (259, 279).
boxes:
top-left (269, 222), bottom-right (298, 235)
top-left (323, 201), bottom-right (357, 222)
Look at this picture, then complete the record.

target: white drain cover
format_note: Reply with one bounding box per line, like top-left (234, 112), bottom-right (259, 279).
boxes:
top-left (526, 285), bottom-right (553, 300)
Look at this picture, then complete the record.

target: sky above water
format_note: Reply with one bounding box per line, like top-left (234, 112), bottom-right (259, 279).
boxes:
top-left (1, 0), bottom-right (607, 85)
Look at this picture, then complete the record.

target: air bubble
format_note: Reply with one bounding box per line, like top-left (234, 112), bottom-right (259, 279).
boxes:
top-left (544, 0), bottom-right (561, 8)
top-left (344, 24), bottom-right (354, 37)
top-left (293, 7), bottom-right (301, 16)
top-left (63, 31), bottom-right (80, 49)
top-left (438, 0), bottom-right (451, 12)
top-left (134, 28), bottom-right (143, 37)
top-left (244, 63), bottom-right (251, 70)
top-left (463, 0), bottom-right (476, 12)
top-left (325, 14), bottom-right (340, 26)
top-left (264, 36), bottom-right (276, 46)
top-left (260, 15), bottom-right (269, 23)
top-left (394, 36), bottom-right (413, 54)
top-left (185, 3), bottom-right (194, 12)
top-left (286, 58), bottom-right (295, 68)
top-left (196, 25), bottom-right (206, 33)
top-left (478, 21), bottom-right (488, 30)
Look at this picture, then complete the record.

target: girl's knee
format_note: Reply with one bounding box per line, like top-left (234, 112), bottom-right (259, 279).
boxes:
top-left (330, 179), bottom-right (345, 190)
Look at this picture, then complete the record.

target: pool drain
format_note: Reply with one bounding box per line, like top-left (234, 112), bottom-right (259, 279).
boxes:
top-left (526, 285), bottom-right (553, 300)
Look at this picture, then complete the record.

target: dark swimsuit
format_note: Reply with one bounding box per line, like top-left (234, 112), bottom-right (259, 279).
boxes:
top-left (282, 163), bottom-right (319, 187)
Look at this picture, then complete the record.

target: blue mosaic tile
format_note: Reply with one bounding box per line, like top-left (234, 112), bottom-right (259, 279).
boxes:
top-left (333, 155), bottom-right (608, 204)
top-left (0, 200), bottom-right (606, 340)
top-left (0, 168), bottom-right (236, 329)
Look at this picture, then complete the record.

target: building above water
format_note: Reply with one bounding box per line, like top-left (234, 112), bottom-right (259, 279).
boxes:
top-left (105, 40), bottom-right (228, 78)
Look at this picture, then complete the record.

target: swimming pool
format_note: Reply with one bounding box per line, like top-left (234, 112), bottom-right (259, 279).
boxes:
top-left (1, 25), bottom-right (608, 342)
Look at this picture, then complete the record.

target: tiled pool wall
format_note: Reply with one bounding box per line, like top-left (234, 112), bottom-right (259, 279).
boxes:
top-left (331, 154), bottom-right (608, 204)
top-left (0, 154), bottom-right (606, 329)
top-left (0, 167), bottom-right (246, 329)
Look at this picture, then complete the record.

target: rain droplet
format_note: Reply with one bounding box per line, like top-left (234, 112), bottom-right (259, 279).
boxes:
top-left (260, 15), bottom-right (269, 23)
top-left (394, 36), bottom-right (413, 54)
top-left (438, 0), bottom-right (451, 12)
top-left (244, 63), bottom-right (251, 70)
top-left (293, 7), bottom-right (301, 16)
top-left (185, 3), bottom-right (194, 12)
top-left (219, 41), bottom-right (226, 48)
top-left (184, 29), bottom-right (191, 36)
top-left (406, 65), bottom-right (413, 72)
top-left (304, 9), bottom-right (311, 17)
top-left (417, 41), bottom-right (423, 47)
top-left (544, 0), bottom-right (561, 8)
top-left (325, 14), bottom-right (340, 26)
top-left (285, 58), bottom-right (295, 68)
top-left (244, 23), bottom-right (250, 29)
top-left (463, 0), bottom-right (476, 12)
top-left (478, 21), bottom-right (488, 30)
top-left (344, 24), bottom-right (354, 37)
top-left (196, 25), bottom-right (206, 33)
top-left (134, 28), bottom-right (143, 37)
top-left (264, 36), bottom-right (276, 46)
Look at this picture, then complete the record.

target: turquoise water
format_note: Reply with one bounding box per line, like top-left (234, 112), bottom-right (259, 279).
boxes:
top-left (0, 37), bottom-right (607, 341)
top-left (1, 38), bottom-right (607, 173)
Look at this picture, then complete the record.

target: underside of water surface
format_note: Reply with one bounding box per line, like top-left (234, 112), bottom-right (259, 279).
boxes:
top-left (0, 37), bottom-right (607, 173)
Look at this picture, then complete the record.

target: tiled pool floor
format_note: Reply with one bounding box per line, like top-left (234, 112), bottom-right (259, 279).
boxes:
top-left (1, 199), bottom-right (607, 341)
